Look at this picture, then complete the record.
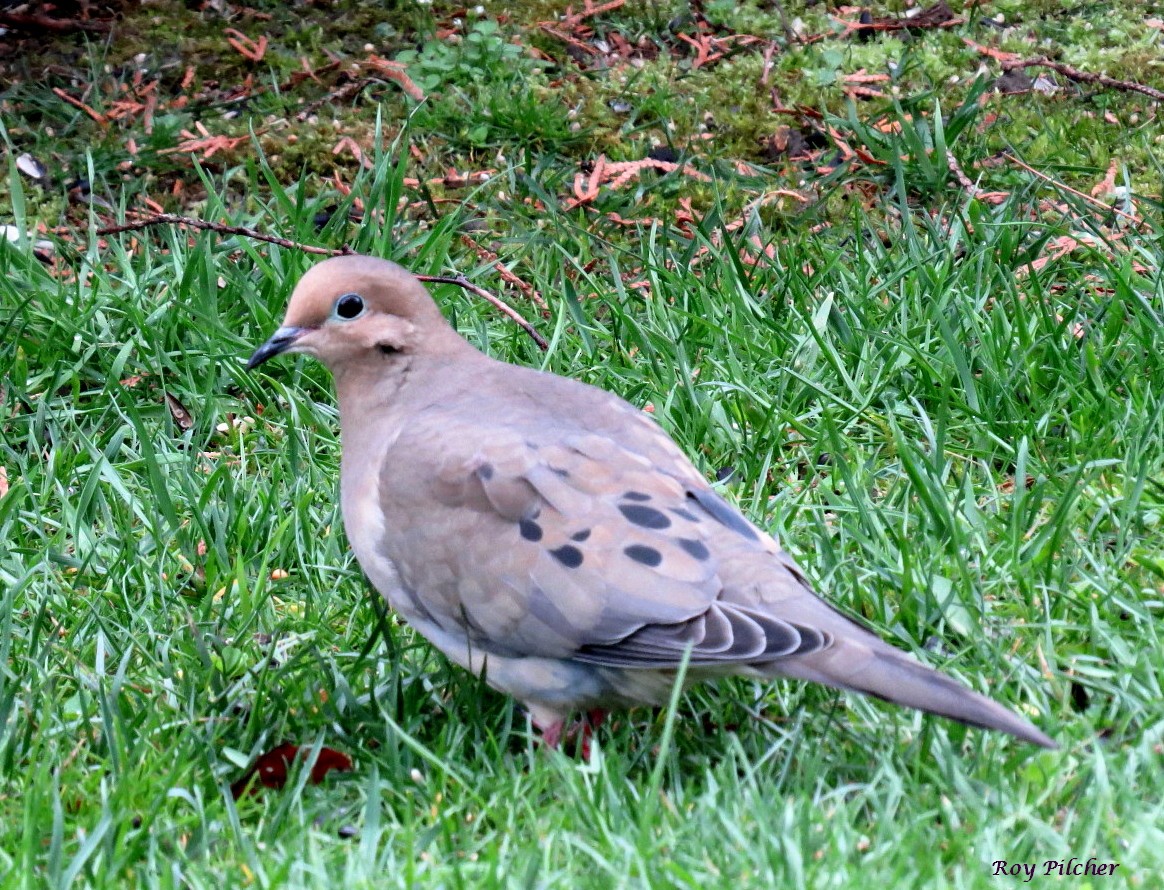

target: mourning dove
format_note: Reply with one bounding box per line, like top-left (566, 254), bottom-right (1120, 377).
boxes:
top-left (248, 255), bottom-right (1056, 750)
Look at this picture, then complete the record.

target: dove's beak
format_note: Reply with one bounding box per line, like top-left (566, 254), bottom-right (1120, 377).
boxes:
top-left (247, 326), bottom-right (310, 370)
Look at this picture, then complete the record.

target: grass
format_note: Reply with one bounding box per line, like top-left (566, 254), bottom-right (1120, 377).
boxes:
top-left (3, 1), bottom-right (1164, 887)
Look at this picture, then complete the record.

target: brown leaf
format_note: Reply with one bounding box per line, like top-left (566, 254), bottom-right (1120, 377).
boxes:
top-left (231, 744), bottom-right (353, 798)
top-left (0, 466), bottom-right (8, 499)
top-left (363, 56), bottom-right (426, 102)
top-left (1090, 159), bottom-right (1119, 198)
top-left (224, 28), bottom-right (268, 63)
top-left (962, 38), bottom-right (1023, 64)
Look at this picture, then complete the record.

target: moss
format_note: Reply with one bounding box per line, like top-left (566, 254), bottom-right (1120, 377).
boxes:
top-left (3, 0), bottom-right (1160, 242)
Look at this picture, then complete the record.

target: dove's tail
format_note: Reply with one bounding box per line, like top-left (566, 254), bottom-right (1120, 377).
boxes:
top-left (766, 638), bottom-right (1057, 748)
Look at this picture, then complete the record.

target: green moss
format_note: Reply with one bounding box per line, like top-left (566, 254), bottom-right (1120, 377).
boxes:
top-left (2, 0), bottom-right (1160, 245)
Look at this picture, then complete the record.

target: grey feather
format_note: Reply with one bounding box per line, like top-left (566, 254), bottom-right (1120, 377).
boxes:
top-left (249, 254), bottom-right (1058, 750)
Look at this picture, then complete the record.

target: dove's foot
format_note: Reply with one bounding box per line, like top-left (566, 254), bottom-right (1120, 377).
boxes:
top-left (534, 708), bottom-right (607, 759)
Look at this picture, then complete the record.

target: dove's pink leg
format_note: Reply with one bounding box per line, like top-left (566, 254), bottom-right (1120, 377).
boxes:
top-left (535, 718), bottom-right (566, 750)
top-left (532, 709), bottom-right (606, 758)
top-left (574, 709), bottom-right (607, 760)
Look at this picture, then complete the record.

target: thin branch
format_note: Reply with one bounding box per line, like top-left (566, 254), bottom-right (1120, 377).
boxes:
top-left (0, 11), bottom-right (110, 32)
top-left (418, 276), bottom-right (549, 351)
top-left (95, 214), bottom-right (349, 255)
top-left (1006, 156), bottom-right (1140, 223)
top-left (946, 150), bottom-right (977, 193)
top-left (52, 87), bottom-right (105, 124)
top-left (92, 214), bottom-right (549, 349)
top-left (1002, 57), bottom-right (1164, 102)
top-left (759, 41), bottom-right (778, 86)
top-left (945, 151), bottom-right (1008, 204)
top-left (558, 0), bottom-right (626, 27)
top-left (460, 235), bottom-right (548, 310)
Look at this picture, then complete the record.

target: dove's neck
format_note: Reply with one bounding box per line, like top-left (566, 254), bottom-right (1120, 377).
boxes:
top-left (332, 340), bottom-right (490, 452)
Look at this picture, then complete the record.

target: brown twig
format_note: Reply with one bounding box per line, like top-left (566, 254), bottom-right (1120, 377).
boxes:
top-left (824, 2), bottom-right (962, 40)
top-left (51, 87), bottom-right (106, 124)
top-left (363, 57), bottom-right (427, 102)
top-left (0, 11), bottom-right (110, 32)
top-left (1001, 57), bottom-right (1164, 102)
top-left (559, 0), bottom-right (626, 27)
top-left (1006, 157), bottom-right (1140, 223)
top-left (946, 151), bottom-right (977, 193)
top-left (538, 24), bottom-right (598, 57)
top-left (460, 235), bottom-right (548, 311)
top-left (418, 276), bottom-right (548, 351)
top-left (95, 214), bottom-right (350, 255)
top-left (759, 41), bottom-right (778, 86)
top-left (92, 215), bottom-right (548, 349)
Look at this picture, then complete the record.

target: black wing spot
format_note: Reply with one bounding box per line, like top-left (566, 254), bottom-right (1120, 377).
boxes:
top-left (669, 507), bottom-right (700, 522)
top-left (618, 503), bottom-right (671, 530)
top-left (677, 538), bottom-right (710, 561)
top-left (570, 529), bottom-right (591, 542)
top-left (624, 545), bottom-right (662, 567)
top-left (550, 544), bottom-right (584, 568)
top-left (622, 491), bottom-right (652, 502)
top-left (519, 519), bottom-right (543, 542)
top-left (476, 463), bottom-right (494, 480)
top-left (686, 489), bottom-right (759, 541)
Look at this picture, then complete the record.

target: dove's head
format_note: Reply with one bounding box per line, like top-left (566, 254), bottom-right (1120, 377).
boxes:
top-left (247, 255), bottom-right (462, 372)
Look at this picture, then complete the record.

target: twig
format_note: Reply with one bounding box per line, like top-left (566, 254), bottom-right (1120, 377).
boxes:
top-left (460, 235), bottom-right (548, 310)
top-left (559, 0), bottom-right (626, 27)
top-left (824, 2), bottom-right (962, 40)
top-left (945, 150), bottom-right (980, 194)
top-left (51, 88), bottom-right (105, 124)
top-left (95, 214), bottom-right (350, 255)
top-left (759, 42), bottom-right (778, 86)
top-left (363, 57), bottom-right (426, 102)
top-left (946, 151), bottom-right (1008, 204)
top-left (1001, 57), bottom-right (1164, 102)
top-left (1006, 156), bottom-right (1140, 223)
top-left (0, 11), bottom-right (110, 32)
top-left (92, 215), bottom-right (548, 349)
top-left (418, 276), bottom-right (548, 351)
top-left (768, 0), bottom-right (799, 45)
top-left (538, 24), bottom-right (598, 57)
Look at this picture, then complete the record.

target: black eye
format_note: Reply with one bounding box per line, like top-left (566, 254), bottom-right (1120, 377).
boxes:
top-left (334, 293), bottom-right (364, 320)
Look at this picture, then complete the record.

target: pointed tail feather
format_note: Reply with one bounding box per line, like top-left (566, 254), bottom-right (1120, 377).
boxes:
top-left (769, 641), bottom-right (1057, 749)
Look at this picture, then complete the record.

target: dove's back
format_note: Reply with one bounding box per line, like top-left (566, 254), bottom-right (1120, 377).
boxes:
top-left (336, 350), bottom-right (1055, 749)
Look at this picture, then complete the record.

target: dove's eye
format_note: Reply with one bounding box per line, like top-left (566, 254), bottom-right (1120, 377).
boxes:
top-left (333, 293), bottom-right (365, 320)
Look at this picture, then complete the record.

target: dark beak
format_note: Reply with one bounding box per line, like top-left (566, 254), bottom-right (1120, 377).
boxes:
top-left (246, 326), bottom-right (309, 370)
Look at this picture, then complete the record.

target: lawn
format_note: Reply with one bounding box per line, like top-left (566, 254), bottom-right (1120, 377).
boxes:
top-left (1, 1), bottom-right (1163, 887)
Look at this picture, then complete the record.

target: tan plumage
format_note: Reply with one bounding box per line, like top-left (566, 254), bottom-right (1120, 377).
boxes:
top-left (248, 254), bottom-right (1056, 750)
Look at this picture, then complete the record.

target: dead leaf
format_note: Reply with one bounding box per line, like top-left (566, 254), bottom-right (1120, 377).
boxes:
top-left (0, 466), bottom-right (8, 499)
top-left (962, 38), bottom-right (1023, 64)
top-left (559, 0), bottom-right (626, 27)
top-left (224, 28), bottom-right (268, 63)
top-left (230, 744), bottom-right (353, 798)
top-left (1090, 159), bottom-right (1119, 198)
top-left (563, 154), bottom-right (710, 211)
top-left (161, 122), bottom-right (249, 160)
top-left (332, 137), bottom-right (373, 170)
top-left (364, 56), bottom-right (426, 102)
top-left (51, 88), bottom-right (105, 124)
